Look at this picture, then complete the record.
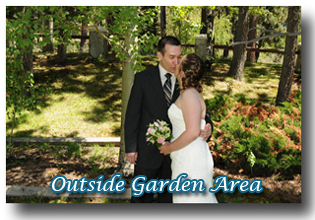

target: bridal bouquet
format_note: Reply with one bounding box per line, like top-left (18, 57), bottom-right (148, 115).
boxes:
top-left (146, 119), bottom-right (173, 148)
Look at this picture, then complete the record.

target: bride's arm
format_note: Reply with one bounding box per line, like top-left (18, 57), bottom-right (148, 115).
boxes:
top-left (159, 89), bottom-right (202, 155)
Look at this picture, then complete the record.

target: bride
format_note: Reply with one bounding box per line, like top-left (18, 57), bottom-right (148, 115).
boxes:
top-left (159, 53), bottom-right (218, 203)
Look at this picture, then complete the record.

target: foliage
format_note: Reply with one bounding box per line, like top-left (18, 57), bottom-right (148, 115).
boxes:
top-left (214, 14), bottom-right (233, 46)
top-left (81, 6), bottom-right (159, 72)
top-left (207, 91), bottom-right (301, 180)
top-left (256, 6), bottom-right (289, 49)
top-left (205, 93), bottom-right (233, 122)
top-left (166, 6), bottom-right (202, 53)
top-left (44, 6), bottom-right (82, 49)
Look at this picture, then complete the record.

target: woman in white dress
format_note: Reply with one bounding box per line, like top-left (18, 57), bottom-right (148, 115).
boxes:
top-left (159, 54), bottom-right (217, 203)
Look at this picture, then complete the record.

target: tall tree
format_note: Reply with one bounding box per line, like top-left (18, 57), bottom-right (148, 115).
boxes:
top-left (223, 7), bottom-right (233, 58)
top-left (119, 20), bottom-right (138, 177)
top-left (21, 7), bottom-right (34, 75)
top-left (276, 6), bottom-right (300, 105)
top-left (199, 6), bottom-right (215, 69)
top-left (52, 6), bottom-right (81, 63)
top-left (80, 18), bottom-right (88, 51)
top-left (42, 18), bottom-right (54, 52)
top-left (246, 10), bottom-right (257, 62)
top-left (200, 6), bottom-right (215, 41)
top-left (41, 7), bottom-right (54, 52)
top-left (228, 6), bottom-right (249, 81)
top-left (57, 29), bottom-right (67, 62)
top-left (160, 6), bottom-right (166, 37)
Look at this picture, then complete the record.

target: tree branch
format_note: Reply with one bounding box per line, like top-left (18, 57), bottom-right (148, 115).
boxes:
top-left (232, 29), bottom-right (301, 46)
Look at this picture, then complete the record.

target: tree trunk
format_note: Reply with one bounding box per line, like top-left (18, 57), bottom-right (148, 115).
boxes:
top-left (246, 11), bottom-right (257, 62)
top-left (80, 18), bottom-right (88, 52)
top-left (276, 6), bottom-right (300, 105)
top-left (200, 6), bottom-right (214, 70)
top-left (160, 6), bottom-right (166, 37)
top-left (200, 6), bottom-right (208, 34)
top-left (23, 46), bottom-right (33, 75)
top-left (223, 7), bottom-right (231, 58)
top-left (118, 22), bottom-right (138, 178)
top-left (57, 28), bottom-right (67, 63)
top-left (228, 6), bottom-right (249, 81)
top-left (57, 43), bottom-right (67, 63)
top-left (42, 17), bottom-right (54, 52)
top-left (106, 11), bottom-right (115, 53)
top-left (21, 7), bottom-right (33, 75)
top-left (18, 7), bottom-right (33, 98)
top-left (200, 6), bottom-right (215, 40)
top-left (21, 7), bottom-right (33, 91)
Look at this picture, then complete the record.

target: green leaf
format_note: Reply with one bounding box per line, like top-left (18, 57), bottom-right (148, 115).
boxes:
top-left (38, 6), bottom-right (46, 12)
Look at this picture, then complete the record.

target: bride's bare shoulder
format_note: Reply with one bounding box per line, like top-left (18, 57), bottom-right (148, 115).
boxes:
top-left (181, 88), bottom-right (202, 100)
top-left (181, 87), bottom-right (199, 96)
top-left (180, 88), bottom-right (202, 107)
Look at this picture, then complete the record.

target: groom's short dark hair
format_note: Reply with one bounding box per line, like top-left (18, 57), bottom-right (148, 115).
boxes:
top-left (158, 36), bottom-right (181, 56)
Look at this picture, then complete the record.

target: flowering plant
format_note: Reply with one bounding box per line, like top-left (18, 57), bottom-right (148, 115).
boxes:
top-left (146, 119), bottom-right (173, 147)
top-left (56, 148), bottom-right (76, 160)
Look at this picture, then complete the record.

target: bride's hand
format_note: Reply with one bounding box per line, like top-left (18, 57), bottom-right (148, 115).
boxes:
top-left (159, 142), bottom-right (172, 155)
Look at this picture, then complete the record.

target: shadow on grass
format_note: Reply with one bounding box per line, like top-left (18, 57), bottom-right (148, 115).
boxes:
top-left (7, 52), bottom-right (127, 136)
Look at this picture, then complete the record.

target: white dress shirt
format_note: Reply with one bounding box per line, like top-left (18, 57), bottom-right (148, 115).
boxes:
top-left (158, 64), bottom-right (176, 97)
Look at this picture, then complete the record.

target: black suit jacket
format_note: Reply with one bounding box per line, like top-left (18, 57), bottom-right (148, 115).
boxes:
top-left (125, 65), bottom-right (212, 169)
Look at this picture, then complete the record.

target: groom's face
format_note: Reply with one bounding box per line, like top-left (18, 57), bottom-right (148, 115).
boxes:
top-left (157, 44), bottom-right (182, 73)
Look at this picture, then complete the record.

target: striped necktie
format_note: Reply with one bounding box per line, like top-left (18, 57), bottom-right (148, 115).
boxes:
top-left (163, 73), bottom-right (172, 107)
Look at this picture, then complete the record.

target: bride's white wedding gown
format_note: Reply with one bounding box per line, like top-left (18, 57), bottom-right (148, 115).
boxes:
top-left (168, 103), bottom-right (218, 203)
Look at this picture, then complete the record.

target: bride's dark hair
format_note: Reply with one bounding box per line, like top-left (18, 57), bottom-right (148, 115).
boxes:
top-left (179, 53), bottom-right (205, 93)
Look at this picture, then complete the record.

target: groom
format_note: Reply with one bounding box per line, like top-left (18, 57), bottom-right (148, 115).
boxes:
top-left (124, 36), bottom-right (213, 203)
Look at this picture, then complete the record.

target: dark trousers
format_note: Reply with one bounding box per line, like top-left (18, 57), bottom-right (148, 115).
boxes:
top-left (130, 156), bottom-right (172, 203)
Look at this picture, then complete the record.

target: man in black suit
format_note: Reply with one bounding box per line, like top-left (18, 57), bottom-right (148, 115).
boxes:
top-left (124, 36), bottom-right (212, 203)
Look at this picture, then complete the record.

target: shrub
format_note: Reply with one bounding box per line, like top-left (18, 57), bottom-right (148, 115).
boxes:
top-left (284, 127), bottom-right (300, 144)
top-left (210, 93), bottom-right (301, 179)
top-left (205, 94), bottom-right (233, 122)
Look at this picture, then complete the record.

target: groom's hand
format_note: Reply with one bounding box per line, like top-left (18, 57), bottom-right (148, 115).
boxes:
top-left (200, 123), bottom-right (212, 141)
top-left (126, 152), bottom-right (138, 165)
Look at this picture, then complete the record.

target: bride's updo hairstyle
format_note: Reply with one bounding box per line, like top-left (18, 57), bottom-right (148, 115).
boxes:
top-left (179, 53), bottom-right (205, 93)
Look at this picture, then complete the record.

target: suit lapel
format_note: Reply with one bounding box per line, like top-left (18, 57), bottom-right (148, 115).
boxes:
top-left (149, 66), bottom-right (169, 108)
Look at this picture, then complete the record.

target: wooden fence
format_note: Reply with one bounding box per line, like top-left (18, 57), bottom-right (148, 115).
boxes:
top-left (181, 43), bottom-right (300, 55)
top-left (69, 35), bottom-right (302, 70)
